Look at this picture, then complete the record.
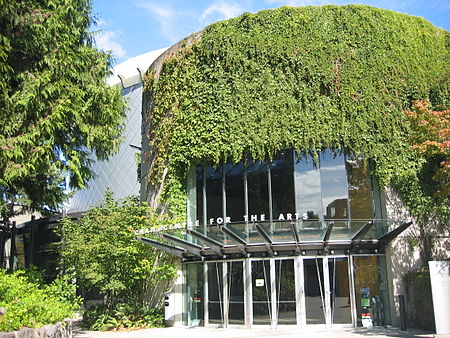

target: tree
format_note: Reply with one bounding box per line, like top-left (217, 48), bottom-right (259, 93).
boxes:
top-left (406, 99), bottom-right (450, 197)
top-left (0, 0), bottom-right (126, 220)
top-left (396, 99), bottom-right (450, 263)
top-left (58, 192), bottom-right (177, 308)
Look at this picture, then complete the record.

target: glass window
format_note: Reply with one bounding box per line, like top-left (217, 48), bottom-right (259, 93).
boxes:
top-left (227, 261), bottom-right (244, 325)
top-left (196, 165), bottom-right (204, 225)
top-left (205, 165), bottom-right (223, 225)
top-left (252, 260), bottom-right (272, 325)
top-left (275, 259), bottom-right (296, 325)
top-left (207, 262), bottom-right (224, 325)
top-left (185, 263), bottom-right (204, 326)
top-left (247, 159), bottom-right (269, 220)
top-left (320, 150), bottom-right (349, 223)
top-left (294, 153), bottom-right (322, 224)
top-left (225, 163), bottom-right (245, 224)
top-left (270, 150), bottom-right (295, 220)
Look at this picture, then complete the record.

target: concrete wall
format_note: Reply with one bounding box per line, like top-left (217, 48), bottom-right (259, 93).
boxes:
top-left (384, 186), bottom-right (449, 329)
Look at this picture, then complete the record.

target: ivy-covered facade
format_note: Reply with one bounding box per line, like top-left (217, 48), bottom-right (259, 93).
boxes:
top-left (138, 5), bottom-right (449, 329)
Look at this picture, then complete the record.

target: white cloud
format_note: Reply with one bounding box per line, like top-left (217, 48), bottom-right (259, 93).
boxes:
top-left (135, 2), bottom-right (179, 43)
top-left (95, 31), bottom-right (127, 59)
top-left (200, 1), bottom-right (243, 24)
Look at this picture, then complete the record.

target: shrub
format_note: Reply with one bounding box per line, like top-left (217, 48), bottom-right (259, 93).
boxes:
top-left (82, 304), bottom-right (164, 331)
top-left (0, 269), bottom-right (81, 332)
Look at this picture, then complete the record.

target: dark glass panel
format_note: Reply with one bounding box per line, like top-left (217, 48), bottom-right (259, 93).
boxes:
top-left (208, 262), bottom-right (223, 324)
top-left (247, 160), bottom-right (269, 220)
top-left (205, 165), bottom-right (223, 225)
top-left (252, 260), bottom-right (272, 324)
top-left (196, 165), bottom-right (204, 226)
top-left (185, 263), bottom-right (204, 326)
top-left (228, 261), bottom-right (244, 325)
top-left (275, 259), bottom-right (296, 325)
top-left (294, 153), bottom-right (322, 225)
top-left (328, 257), bottom-right (351, 324)
top-left (304, 258), bottom-right (325, 324)
top-left (270, 149), bottom-right (295, 220)
top-left (320, 150), bottom-right (349, 222)
top-left (346, 155), bottom-right (375, 234)
top-left (225, 162), bottom-right (245, 223)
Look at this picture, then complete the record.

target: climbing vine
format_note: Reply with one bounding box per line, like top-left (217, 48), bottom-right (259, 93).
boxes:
top-left (143, 5), bottom-right (450, 217)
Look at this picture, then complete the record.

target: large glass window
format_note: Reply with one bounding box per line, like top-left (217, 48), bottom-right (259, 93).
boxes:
top-left (247, 160), bottom-right (269, 220)
top-left (193, 148), bottom-right (376, 232)
top-left (320, 150), bottom-right (349, 224)
top-left (252, 260), bottom-right (272, 325)
top-left (294, 153), bottom-right (322, 225)
top-left (206, 166), bottom-right (223, 225)
top-left (227, 261), bottom-right (244, 325)
top-left (225, 163), bottom-right (245, 224)
top-left (271, 150), bottom-right (295, 220)
top-left (196, 165), bottom-right (204, 225)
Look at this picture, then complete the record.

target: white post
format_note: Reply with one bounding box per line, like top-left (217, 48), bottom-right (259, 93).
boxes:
top-left (429, 261), bottom-right (450, 335)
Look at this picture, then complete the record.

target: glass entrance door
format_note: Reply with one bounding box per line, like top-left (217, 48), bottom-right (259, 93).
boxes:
top-left (275, 259), bottom-right (296, 325)
top-left (303, 258), bottom-right (326, 325)
top-left (251, 260), bottom-right (272, 325)
top-left (328, 257), bottom-right (352, 325)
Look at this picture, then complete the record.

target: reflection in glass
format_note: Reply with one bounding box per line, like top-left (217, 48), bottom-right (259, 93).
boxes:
top-left (252, 260), bottom-right (272, 324)
top-left (271, 150), bottom-right (295, 220)
top-left (328, 257), bottom-right (351, 324)
top-left (196, 165), bottom-right (204, 225)
top-left (275, 259), bottom-right (296, 325)
top-left (247, 160), bottom-right (269, 219)
top-left (206, 166), bottom-right (223, 225)
top-left (320, 150), bottom-right (349, 223)
top-left (208, 262), bottom-right (224, 325)
top-left (225, 163), bottom-right (245, 223)
top-left (227, 261), bottom-right (244, 325)
top-left (294, 153), bottom-right (322, 225)
top-left (304, 258), bottom-right (325, 324)
top-left (354, 256), bottom-right (384, 326)
top-left (346, 155), bottom-right (375, 234)
top-left (185, 263), bottom-right (204, 326)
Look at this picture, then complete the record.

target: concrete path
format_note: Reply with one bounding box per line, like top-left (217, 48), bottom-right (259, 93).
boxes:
top-left (73, 326), bottom-right (435, 338)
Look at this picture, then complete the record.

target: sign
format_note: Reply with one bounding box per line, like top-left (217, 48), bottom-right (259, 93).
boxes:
top-left (255, 279), bottom-right (265, 287)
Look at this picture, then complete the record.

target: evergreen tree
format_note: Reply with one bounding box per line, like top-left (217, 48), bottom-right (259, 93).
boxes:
top-left (0, 0), bottom-right (126, 219)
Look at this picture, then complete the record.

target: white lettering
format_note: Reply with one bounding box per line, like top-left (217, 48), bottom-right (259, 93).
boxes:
top-left (225, 216), bottom-right (231, 224)
top-left (286, 213), bottom-right (292, 221)
top-left (278, 213), bottom-right (285, 221)
top-left (260, 214), bottom-right (266, 221)
top-left (217, 217), bottom-right (224, 224)
top-left (196, 220), bottom-right (200, 227)
top-left (295, 213), bottom-right (300, 220)
top-left (243, 215), bottom-right (248, 222)
top-left (210, 218), bottom-right (215, 225)
top-left (251, 214), bottom-right (258, 222)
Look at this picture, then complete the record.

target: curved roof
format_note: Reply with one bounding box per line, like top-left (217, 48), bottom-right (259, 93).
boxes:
top-left (107, 47), bottom-right (168, 88)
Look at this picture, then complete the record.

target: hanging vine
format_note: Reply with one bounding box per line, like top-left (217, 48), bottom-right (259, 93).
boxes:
top-left (143, 5), bottom-right (450, 217)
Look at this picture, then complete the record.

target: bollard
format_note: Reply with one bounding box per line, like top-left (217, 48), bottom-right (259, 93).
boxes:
top-left (398, 294), bottom-right (407, 331)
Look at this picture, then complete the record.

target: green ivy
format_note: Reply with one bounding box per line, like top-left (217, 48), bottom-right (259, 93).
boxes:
top-left (143, 5), bottom-right (450, 216)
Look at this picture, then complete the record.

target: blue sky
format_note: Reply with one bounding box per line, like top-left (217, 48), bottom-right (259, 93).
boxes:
top-left (91, 0), bottom-right (450, 64)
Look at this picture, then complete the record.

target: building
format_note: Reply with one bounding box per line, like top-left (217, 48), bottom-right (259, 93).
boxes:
top-left (136, 5), bottom-right (449, 330)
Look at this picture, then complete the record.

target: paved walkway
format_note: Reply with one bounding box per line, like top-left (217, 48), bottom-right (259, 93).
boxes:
top-left (73, 326), bottom-right (436, 338)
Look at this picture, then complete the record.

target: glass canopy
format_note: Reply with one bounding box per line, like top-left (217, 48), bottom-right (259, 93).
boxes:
top-left (137, 219), bottom-right (412, 261)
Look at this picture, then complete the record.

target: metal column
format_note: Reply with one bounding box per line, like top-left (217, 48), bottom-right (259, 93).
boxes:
top-left (270, 259), bottom-right (277, 328)
top-left (295, 256), bottom-right (306, 327)
top-left (348, 255), bottom-right (357, 327)
top-left (222, 261), bottom-right (229, 327)
top-left (244, 258), bottom-right (253, 328)
top-left (323, 257), bottom-right (332, 328)
top-left (203, 262), bottom-right (209, 326)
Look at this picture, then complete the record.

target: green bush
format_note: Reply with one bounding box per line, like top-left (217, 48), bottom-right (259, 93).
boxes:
top-left (82, 304), bottom-right (164, 331)
top-left (0, 269), bottom-right (81, 332)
